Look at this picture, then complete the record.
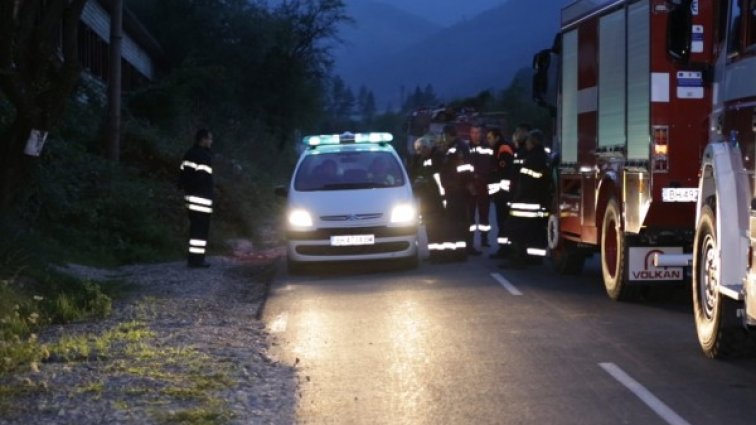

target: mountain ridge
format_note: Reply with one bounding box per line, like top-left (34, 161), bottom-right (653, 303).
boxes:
top-left (334, 0), bottom-right (565, 108)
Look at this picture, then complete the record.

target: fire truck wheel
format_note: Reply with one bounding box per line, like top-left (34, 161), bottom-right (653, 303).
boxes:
top-left (693, 205), bottom-right (747, 358)
top-left (550, 242), bottom-right (586, 275)
top-left (601, 198), bottom-right (631, 301)
top-left (547, 215), bottom-right (586, 275)
top-left (547, 214), bottom-right (560, 250)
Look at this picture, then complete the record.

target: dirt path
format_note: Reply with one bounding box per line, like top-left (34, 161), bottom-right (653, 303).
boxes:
top-left (0, 254), bottom-right (296, 425)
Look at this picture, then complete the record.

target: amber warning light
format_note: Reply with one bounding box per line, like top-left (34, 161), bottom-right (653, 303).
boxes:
top-left (652, 126), bottom-right (669, 172)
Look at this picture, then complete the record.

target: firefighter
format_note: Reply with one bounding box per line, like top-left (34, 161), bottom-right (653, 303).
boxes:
top-left (511, 123), bottom-right (532, 177)
top-left (178, 129), bottom-right (215, 268)
top-left (440, 124), bottom-right (476, 260)
top-left (411, 135), bottom-right (447, 263)
top-left (486, 128), bottom-right (516, 259)
top-left (468, 123), bottom-right (494, 251)
top-left (501, 129), bottom-right (550, 269)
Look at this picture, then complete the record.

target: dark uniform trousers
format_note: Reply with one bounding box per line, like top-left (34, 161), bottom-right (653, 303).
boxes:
top-left (489, 143), bottom-right (515, 252)
top-left (508, 146), bottom-right (550, 263)
top-left (187, 206), bottom-right (212, 265)
top-left (413, 152), bottom-right (447, 262)
top-left (438, 141), bottom-right (474, 260)
top-left (468, 145), bottom-right (495, 246)
top-left (179, 145), bottom-right (214, 266)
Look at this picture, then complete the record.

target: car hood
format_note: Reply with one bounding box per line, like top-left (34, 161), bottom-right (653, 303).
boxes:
top-left (289, 187), bottom-right (414, 227)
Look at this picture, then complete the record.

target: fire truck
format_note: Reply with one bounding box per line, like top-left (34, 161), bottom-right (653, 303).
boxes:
top-left (532, 0), bottom-right (714, 300)
top-left (668, 0), bottom-right (756, 358)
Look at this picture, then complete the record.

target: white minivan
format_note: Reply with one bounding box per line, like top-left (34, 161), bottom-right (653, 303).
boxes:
top-left (278, 132), bottom-right (418, 273)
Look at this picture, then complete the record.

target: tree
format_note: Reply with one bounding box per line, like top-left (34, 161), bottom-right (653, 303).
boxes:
top-left (362, 91), bottom-right (376, 124)
top-left (0, 0), bottom-right (89, 209)
top-left (402, 84), bottom-right (439, 112)
top-left (354, 85), bottom-right (376, 125)
top-left (356, 85), bottom-right (368, 116)
top-left (422, 84), bottom-right (439, 107)
top-left (325, 76), bottom-right (355, 124)
top-left (126, 0), bottom-right (348, 145)
top-left (496, 68), bottom-right (552, 138)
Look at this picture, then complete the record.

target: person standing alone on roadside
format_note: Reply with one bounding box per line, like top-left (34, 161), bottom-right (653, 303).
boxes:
top-left (178, 129), bottom-right (214, 268)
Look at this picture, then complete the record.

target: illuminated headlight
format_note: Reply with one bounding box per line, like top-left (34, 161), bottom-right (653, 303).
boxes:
top-left (288, 209), bottom-right (313, 228)
top-left (390, 204), bottom-right (416, 224)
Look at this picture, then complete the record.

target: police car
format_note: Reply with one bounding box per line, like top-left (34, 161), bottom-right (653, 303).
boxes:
top-left (279, 132), bottom-right (418, 273)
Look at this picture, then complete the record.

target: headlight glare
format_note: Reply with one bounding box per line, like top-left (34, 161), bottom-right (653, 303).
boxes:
top-left (390, 204), bottom-right (416, 224)
top-left (288, 209), bottom-right (313, 228)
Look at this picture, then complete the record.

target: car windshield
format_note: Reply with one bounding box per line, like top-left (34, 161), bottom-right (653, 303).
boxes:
top-left (294, 150), bottom-right (405, 191)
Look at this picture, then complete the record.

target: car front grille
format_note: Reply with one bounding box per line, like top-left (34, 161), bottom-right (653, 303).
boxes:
top-left (287, 226), bottom-right (416, 241)
top-left (295, 242), bottom-right (411, 257)
top-left (320, 213), bottom-right (383, 222)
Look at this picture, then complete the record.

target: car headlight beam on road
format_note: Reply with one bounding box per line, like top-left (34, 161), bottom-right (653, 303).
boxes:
top-left (390, 204), bottom-right (416, 224)
top-left (289, 209), bottom-right (314, 228)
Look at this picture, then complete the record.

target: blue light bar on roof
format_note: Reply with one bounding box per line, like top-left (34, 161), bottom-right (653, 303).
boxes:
top-left (354, 132), bottom-right (393, 143)
top-left (303, 132), bottom-right (394, 146)
top-left (304, 135), bottom-right (336, 146)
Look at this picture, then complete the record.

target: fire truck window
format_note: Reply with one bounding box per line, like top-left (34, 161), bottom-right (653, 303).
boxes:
top-left (716, 0), bottom-right (729, 48)
top-left (728, 0), bottom-right (742, 55)
top-left (748, 0), bottom-right (756, 48)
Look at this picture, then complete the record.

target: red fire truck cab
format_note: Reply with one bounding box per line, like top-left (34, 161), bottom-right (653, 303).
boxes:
top-left (533, 0), bottom-right (714, 300)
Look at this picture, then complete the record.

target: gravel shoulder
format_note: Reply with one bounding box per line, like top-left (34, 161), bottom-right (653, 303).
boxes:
top-left (0, 255), bottom-right (296, 425)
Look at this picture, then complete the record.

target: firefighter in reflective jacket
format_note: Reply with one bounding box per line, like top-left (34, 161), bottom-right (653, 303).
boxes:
top-left (510, 123), bottom-right (532, 183)
top-left (467, 123), bottom-right (493, 252)
top-left (411, 135), bottom-right (447, 263)
top-left (502, 129), bottom-right (550, 268)
top-left (178, 129), bottom-right (214, 268)
top-left (486, 128), bottom-right (515, 258)
top-left (439, 124), bottom-right (475, 261)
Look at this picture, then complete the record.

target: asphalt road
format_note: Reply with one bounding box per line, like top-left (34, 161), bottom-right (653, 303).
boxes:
top-left (263, 239), bottom-right (756, 424)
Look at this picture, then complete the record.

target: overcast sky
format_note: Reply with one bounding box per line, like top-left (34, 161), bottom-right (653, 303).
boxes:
top-left (365, 0), bottom-right (508, 26)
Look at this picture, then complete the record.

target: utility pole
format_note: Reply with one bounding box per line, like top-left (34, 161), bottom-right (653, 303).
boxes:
top-left (106, 0), bottom-right (123, 162)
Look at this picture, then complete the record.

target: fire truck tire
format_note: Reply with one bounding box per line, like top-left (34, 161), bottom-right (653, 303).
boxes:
top-left (547, 214), bottom-right (560, 250)
top-left (601, 198), bottom-right (632, 301)
top-left (693, 205), bottom-right (748, 358)
top-left (550, 245), bottom-right (585, 276)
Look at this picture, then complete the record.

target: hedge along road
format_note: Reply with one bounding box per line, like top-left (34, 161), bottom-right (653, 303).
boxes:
top-left (263, 252), bottom-right (756, 425)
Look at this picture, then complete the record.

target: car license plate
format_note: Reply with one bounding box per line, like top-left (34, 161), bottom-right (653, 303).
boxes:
top-left (330, 235), bottom-right (375, 246)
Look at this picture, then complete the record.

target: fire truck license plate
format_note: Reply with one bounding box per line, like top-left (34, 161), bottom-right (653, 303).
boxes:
top-left (662, 188), bottom-right (698, 203)
top-left (331, 235), bottom-right (375, 246)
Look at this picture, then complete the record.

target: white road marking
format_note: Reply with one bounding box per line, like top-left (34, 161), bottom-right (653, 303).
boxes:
top-left (270, 312), bottom-right (289, 334)
top-left (599, 362), bottom-right (691, 425)
top-left (491, 273), bottom-right (523, 296)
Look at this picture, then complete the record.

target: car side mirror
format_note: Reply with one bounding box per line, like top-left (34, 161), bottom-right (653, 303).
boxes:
top-left (274, 186), bottom-right (288, 198)
top-left (667, 0), bottom-right (692, 63)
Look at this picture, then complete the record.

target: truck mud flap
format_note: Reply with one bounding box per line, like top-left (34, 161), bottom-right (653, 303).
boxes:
top-left (625, 246), bottom-right (688, 284)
